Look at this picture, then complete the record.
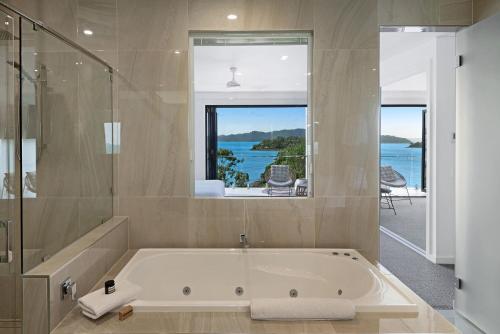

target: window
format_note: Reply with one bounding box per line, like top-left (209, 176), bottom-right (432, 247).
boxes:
top-left (191, 33), bottom-right (312, 197)
top-left (380, 105), bottom-right (426, 191)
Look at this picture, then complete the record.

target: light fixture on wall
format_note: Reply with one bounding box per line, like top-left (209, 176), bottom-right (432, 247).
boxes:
top-left (227, 14), bottom-right (238, 20)
top-left (226, 67), bottom-right (241, 88)
top-left (83, 29), bottom-right (93, 36)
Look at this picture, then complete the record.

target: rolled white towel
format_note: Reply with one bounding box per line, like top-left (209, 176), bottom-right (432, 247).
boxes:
top-left (78, 281), bottom-right (141, 319)
top-left (250, 298), bottom-right (355, 321)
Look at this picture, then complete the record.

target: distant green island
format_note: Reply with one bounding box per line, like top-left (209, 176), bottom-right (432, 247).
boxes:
top-left (408, 142), bottom-right (422, 148)
top-left (252, 136), bottom-right (303, 151)
top-left (218, 128), bottom-right (305, 142)
top-left (380, 135), bottom-right (412, 144)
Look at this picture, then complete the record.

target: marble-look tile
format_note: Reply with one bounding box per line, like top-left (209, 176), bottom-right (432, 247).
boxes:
top-left (313, 49), bottom-right (378, 197)
top-left (473, 0), bottom-right (500, 22)
top-left (120, 197), bottom-right (189, 248)
top-left (313, 0), bottom-right (378, 50)
top-left (23, 277), bottom-right (49, 334)
top-left (245, 198), bottom-right (315, 248)
top-left (117, 97), bottom-right (189, 197)
top-left (22, 198), bottom-right (80, 271)
top-left (25, 217), bottom-right (127, 276)
top-left (78, 58), bottom-right (113, 198)
top-left (439, 0), bottom-right (472, 25)
top-left (77, 0), bottom-right (118, 54)
top-left (315, 196), bottom-right (379, 262)
top-left (6, 0), bottom-right (77, 40)
top-left (49, 220), bottom-right (127, 330)
top-left (187, 198), bottom-right (246, 247)
top-left (78, 197), bottom-right (113, 237)
top-left (27, 51), bottom-right (80, 197)
top-left (378, 0), bottom-right (439, 25)
top-left (117, 0), bottom-right (188, 51)
top-left (117, 50), bottom-right (188, 95)
top-left (188, 0), bottom-right (313, 31)
top-left (0, 275), bottom-right (18, 319)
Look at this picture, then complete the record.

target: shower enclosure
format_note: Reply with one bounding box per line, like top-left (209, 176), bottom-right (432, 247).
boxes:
top-left (0, 3), bottom-right (114, 331)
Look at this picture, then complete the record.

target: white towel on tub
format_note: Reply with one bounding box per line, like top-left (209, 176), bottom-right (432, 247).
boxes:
top-left (78, 281), bottom-right (141, 320)
top-left (250, 298), bottom-right (355, 321)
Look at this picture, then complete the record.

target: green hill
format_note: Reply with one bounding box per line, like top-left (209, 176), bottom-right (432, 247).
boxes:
top-left (218, 128), bottom-right (305, 142)
top-left (381, 135), bottom-right (412, 144)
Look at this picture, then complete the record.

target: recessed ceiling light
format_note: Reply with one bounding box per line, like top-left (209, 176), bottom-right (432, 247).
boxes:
top-left (4, 21), bottom-right (9, 26)
top-left (280, 55), bottom-right (288, 61)
top-left (227, 14), bottom-right (238, 20)
top-left (33, 52), bottom-right (38, 56)
top-left (83, 29), bottom-right (93, 36)
top-left (34, 69), bottom-right (38, 72)
top-left (174, 50), bottom-right (181, 54)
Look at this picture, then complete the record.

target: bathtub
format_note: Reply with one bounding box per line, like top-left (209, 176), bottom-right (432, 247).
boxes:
top-left (114, 248), bottom-right (417, 314)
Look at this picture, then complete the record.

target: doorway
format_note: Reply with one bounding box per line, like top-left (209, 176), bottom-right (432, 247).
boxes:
top-left (379, 27), bottom-right (458, 311)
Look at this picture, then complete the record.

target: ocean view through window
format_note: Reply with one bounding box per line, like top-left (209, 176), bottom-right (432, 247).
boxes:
top-left (380, 105), bottom-right (425, 190)
top-left (210, 106), bottom-right (307, 190)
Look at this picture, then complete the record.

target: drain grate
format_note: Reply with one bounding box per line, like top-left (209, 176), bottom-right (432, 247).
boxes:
top-left (289, 289), bottom-right (298, 298)
top-left (235, 286), bottom-right (244, 296)
top-left (183, 286), bottom-right (191, 296)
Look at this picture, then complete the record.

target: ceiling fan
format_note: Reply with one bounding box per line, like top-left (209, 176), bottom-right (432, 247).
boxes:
top-left (226, 66), bottom-right (241, 88)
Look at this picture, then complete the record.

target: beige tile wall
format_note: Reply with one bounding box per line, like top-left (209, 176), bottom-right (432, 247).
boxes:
top-left (2, 1), bottom-right (475, 269)
top-left (473, 0), bottom-right (500, 21)
top-left (22, 217), bottom-right (128, 333)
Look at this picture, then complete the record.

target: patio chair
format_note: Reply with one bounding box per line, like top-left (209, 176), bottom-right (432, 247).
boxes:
top-left (23, 171), bottom-right (37, 194)
top-left (266, 165), bottom-right (294, 196)
top-left (1, 173), bottom-right (16, 198)
top-left (380, 185), bottom-right (396, 215)
top-left (380, 166), bottom-right (412, 205)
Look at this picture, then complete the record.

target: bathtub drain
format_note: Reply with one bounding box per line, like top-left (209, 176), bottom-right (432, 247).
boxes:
top-left (235, 286), bottom-right (244, 296)
top-left (289, 289), bottom-right (298, 298)
top-left (183, 286), bottom-right (191, 296)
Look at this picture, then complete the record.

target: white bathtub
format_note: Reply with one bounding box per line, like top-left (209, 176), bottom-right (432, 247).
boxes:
top-left (115, 248), bottom-right (417, 314)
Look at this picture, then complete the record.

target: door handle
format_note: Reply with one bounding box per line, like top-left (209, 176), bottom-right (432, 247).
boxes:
top-left (0, 219), bottom-right (13, 263)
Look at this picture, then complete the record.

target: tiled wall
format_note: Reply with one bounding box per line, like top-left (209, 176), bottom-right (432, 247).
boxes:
top-left (473, 0), bottom-right (500, 21)
top-left (4, 0), bottom-right (474, 265)
top-left (22, 217), bottom-right (128, 333)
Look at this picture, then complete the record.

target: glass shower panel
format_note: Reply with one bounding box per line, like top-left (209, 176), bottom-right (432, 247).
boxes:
top-left (20, 18), bottom-right (113, 272)
top-left (0, 10), bottom-right (21, 327)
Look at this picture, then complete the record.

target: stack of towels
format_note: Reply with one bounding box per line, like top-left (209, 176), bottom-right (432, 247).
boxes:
top-left (78, 281), bottom-right (142, 319)
top-left (250, 298), bottom-right (356, 321)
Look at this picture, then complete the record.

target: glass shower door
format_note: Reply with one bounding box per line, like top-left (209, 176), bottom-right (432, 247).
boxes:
top-left (0, 9), bottom-right (21, 332)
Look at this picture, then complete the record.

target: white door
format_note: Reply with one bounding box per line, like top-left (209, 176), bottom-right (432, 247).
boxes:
top-left (456, 12), bottom-right (500, 333)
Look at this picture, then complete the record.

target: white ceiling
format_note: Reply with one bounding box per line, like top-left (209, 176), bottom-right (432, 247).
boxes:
top-left (380, 32), bottom-right (455, 62)
top-left (193, 45), bottom-right (308, 92)
top-left (383, 72), bottom-right (427, 91)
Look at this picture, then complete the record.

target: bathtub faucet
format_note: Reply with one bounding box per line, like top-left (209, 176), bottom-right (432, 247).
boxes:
top-left (239, 234), bottom-right (249, 248)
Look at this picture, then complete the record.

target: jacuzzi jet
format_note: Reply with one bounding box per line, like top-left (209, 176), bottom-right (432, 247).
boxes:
top-left (352, 257), bottom-right (358, 261)
top-left (338, 289), bottom-right (343, 296)
top-left (332, 252), bottom-right (339, 255)
top-left (289, 289), bottom-right (298, 298)
top-left (183, 286), bottom-right (191, 296)
top-left (344, 252), bottom-right (351, 256)
top-left (235, 286), bottom-right (244, 296)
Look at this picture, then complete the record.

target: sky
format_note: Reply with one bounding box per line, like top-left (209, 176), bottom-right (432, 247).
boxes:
top-left (217, 107), bottom-right (306, 135)
top-left (381, 106), bottom-right (424, 140)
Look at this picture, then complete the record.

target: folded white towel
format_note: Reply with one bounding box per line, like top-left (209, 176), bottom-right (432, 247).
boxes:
top-left (78, 281), bottom-right (141, 319)
top-left (250, 298), bottom-right (355, 321)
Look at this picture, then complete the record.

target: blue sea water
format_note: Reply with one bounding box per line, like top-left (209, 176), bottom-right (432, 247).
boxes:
top-left (218, 141), bottom-right (423, 189)
top-left (381, 143), bottom-right (423, 189)
top-left (218, 141), bottom-right (278, 183)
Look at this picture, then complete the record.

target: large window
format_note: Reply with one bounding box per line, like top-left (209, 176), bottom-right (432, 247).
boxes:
top-left (191, 32), bottom-right (312, 197)
top-left (206, 106), bottom-right (307, 193)
top-left (380, 105), bottom-right (426, 191)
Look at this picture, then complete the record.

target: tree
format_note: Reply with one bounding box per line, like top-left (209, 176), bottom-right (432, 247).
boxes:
top-left (217, 148), bottom-right (247, 187)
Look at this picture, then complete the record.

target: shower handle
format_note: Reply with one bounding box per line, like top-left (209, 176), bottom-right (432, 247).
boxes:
top-left (0, 219), bottom-right (13, 263)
